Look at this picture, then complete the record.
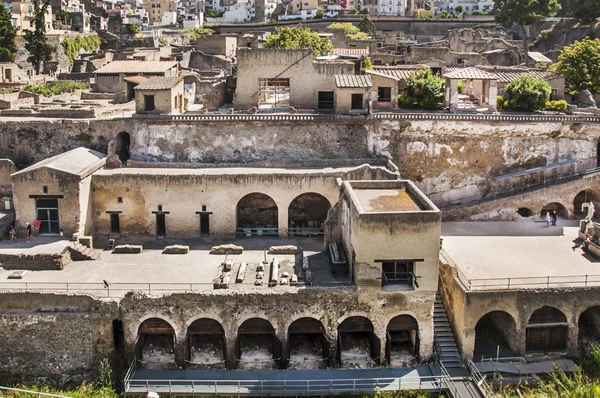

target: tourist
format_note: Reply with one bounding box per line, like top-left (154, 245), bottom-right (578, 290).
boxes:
top-left (26, 222), bottom-right (34, 241)
top-left (552, 210), bottom-right (558, 227)
top-left (9, 225), bottom-right (16, 244)
top-left (34, 219), bottom-right (41, 235)
top-left (59, 229), bottom-right (64, 239)
top-left (545, 212), bottom-right (551, 227)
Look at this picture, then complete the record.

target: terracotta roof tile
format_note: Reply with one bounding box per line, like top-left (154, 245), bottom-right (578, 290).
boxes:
top-left (134, 76), bottom-right (183, 90)
top-left (335, 74), bottom-right (372, 88)
top-left (94, 60), bottom-right (178, 74)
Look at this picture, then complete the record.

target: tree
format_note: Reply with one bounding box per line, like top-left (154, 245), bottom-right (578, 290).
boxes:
top-left (504, 74), bottom-right (551, 111)
top-left (23, 0), bottom-right (56, 74)
top-left (327, 22), bottom-right (368, 40)
top-left (455, 5), bottom-right (463, 13)
top-left (403, 68), bottom-right (445, 110)
top-left (264, 27), bottom-right (333, 56)
top-left (361, 58), bottom-right (373, 70)
top-left (0, 4), bottom-right (17, 62)
top-left (126, 23), bottom-right (140, 35)
top-left (357, 17), bottom-right (376, 37)
top-left (494, 0), bottom-right (560, 66)
top-left (189, 27), bottom-right (214, 40)
top-left (550, 38), bottom-right (600, 95)
top-left (559, 0), bottom-right (600, 22)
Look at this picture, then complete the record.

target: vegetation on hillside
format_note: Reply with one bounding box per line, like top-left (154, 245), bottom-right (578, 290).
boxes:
top-left (550, 38), bottom-right (600, 95)
top-left (61, 35), bottom-right (102, 62)
top-left (189, 27), bottom-right (215, 40)
top-left (327, 22), bottom-right (369, 40)
top-left (23, 80), bottom-right (89, 97)
top-left (264, 27), bottom-right (333, 56)
top-left (0, 4), bottom-right (17, 62)
top-left (558, 0), bottom-right (600, 22)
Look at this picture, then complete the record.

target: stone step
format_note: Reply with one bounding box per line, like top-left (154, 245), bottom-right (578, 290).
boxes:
top-left (435, 332), bottom-right (455, 338)
top-left (443, 362), bottom-right (464, 368)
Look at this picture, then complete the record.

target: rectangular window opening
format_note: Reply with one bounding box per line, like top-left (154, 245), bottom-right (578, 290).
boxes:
top-left (117, 197), bottom-right (123, 203)
top-left (42, 186), bottom-right (48, 194)
top-left (381, 261), bottom-right (414, 286)
top-left (378, 87), bottom-right (392, 102)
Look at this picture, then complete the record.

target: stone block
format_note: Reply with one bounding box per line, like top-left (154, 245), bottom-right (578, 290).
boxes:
top-left (210, 244), bottom-right (243, 255)
top-left (162, 245), bottom-right (190, 254)
top-left (78, 236), bottom-right (93, 249)
top-left (268, 245), bottom-right (298, 255)
top-left (113, 244), bottom-right (143, 254)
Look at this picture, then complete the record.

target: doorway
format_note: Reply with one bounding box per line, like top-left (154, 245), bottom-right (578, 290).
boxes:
top-left (156, 213), bottom-right (166, 237)
top-left (351, 94), bottom-right (363, 110)
top-left (36, 198), bottom-right (59, 234)
top-left (200, 214), bottom-right (210, 236)
top-left (318, 91), bottom-right (334, 111)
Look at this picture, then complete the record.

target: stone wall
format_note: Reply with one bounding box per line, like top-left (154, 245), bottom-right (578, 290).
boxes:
top-left (0, 248), bottom-right (71, 270)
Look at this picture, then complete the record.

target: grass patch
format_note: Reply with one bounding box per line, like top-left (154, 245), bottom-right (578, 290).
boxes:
top-left (23, 80), bottom-right (89, 97)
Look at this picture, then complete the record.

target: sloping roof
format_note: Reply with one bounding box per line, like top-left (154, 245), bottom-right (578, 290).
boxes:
top-left (528, 52), bottom-right (553, 63)
top-left (94, 60), bottom-right (178, 74)
top-left (475, 66), bottom-right (563, 83)
top-left (123, 75), bottom-right (149, 84)
top-left (444, 67), bottom-right (497, 80)
top-left (333, 47), bottom-right (370, 56)
top-left (13, 147), bottom-right (106, 178)
top-left (134, 76), bottom-right (183, 90)
top-left (335, 74), bottom-right (372, 88)
top-left (372, 66), bottom-right (426, 80)
top-left (365, 69), bottom-right (401, 81)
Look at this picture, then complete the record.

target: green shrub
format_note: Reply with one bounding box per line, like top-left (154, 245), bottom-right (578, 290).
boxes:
top-left (497, 95), bottom-right (505, 109)
top-left (545, 99), bottom-right (568, 112)
top-left (126, 23), bottom-right (140, 35)
top-left (504, 75), bottom-right (552, 111)
top-left (457, 80), bottom-right (463, 94)
top-left (362, 58), bottom-right (373, 70)
top-left (327, 22), bottom-right (368, 40)
top-left (205, 9), bottom-right (224, 17)
top-left (61, 35), bottom-right (101, 62)
top-left (23, 80), bottom-right (89, 97)
top-left (403, 68), bottom-right (444, 110)
top-left (189, 27), bottom-right (214, 40)
top-left (584, 343), bottom-right (600, 379)
top-left (454, 5), bottom-right (463, 13)
top-left (398, 92), bottom-right (416, 108)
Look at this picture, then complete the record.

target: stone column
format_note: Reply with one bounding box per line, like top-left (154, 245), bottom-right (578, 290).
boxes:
top-left (174, 335), bottom-right (186, 369)
top-left (488, 80), bottom-right (498, 112)
top-left (225, 336), bottom-right (237, 369)
top-left (449, 79), bottom-right (459, 112)
top-left (278, 204), bottom-right (288, 237)
top-left (375, 330), bottom-right (387, 366)
top-left (418, 321), bottom-right (434, 361)
top-left (326, 332), bottom-right (338, 368)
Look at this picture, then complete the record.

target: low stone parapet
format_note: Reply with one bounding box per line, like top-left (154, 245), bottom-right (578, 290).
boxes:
top-left (113, 244), bottom-right (143, 254)
top-left (210, 244), bottom-right (243, 255)
top-left (162, 245), bottom-right (189, 254)
top-left (0, 248), bottom-right (71, 270)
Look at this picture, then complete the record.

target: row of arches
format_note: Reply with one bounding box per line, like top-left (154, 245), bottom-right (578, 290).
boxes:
top-left (515, 188), bottom-right (600, 220)
top-left (473, 306), bottom-right (600, 361)
top-left (135, 315), bottom-right (420, 370)
top-left (236, 192), bottom-right (331, 234)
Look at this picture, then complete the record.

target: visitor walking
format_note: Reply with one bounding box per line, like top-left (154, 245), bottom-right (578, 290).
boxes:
top-left (26, 222), bottom-right (35, 242)
top-left (34, 219), bottom-right (41, 235)
top-left (552, 210), bottom-right (558, 227)
top-left (9, 225), bottom-right (16, 244)
top-left (545, 212), bottom-right (551, 227)
top-left (59, 229), bottom-right (64, 239)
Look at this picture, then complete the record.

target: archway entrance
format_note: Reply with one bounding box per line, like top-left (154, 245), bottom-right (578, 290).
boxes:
top-left (517, 207), bottom-right (533, 218)
top-left (386, 315), bottom-right (419, 367)
top-left (236, 193), bottom-right (278, 236)
top-left (574, 189), bottom-right (600, 218)
top-left (578, 307), bottom-right (600, 356)
top-left (186, 318), bottom-right (226, 369)
top-left (540, 202), bottom-right (568, 219)
top-left (116, 132), bottom-right (131, 163)
top-left (338, 316), bottom-right (380, 368)
top-left (236, 318), bottom-right (281, 370)
top-left (474, 311), bottom-right (518, 361)
top-left (136, 318), bottom-right (176, 369)
top-left (526, 306), bottom-right (569, 354)
top-left (287, 318), bottom-right (329, 369)
top-left (288, 193), bottom-right (331, 236)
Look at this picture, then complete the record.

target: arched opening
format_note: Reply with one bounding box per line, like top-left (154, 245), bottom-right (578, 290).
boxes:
top-left (287, 318), bottom-right (329, 369)
top-left (236, 318), bottom-right (281, 369)
top-left (526, 306), bottom-right (569, 354)
top-left (540, 202), bottom-right (568, 219)
top-left (288, 193), bottom-right (331, 236)
top-left (573, 189), bottom-right (600, 218)
top-left (116, 132), bottom-right (131, 163)
top-left (474, 311), bottom-right (518, 361)
top-left (136, 318), bottom-right (176, 369)
top-left (186, 318), bottom-right (226, 369)
top-left (338, 316), bottom-right (380, 368)
top-left (386, 315), bottom-right (419, 367)
top-left (236, 193), bottom-right (278, 236)
top-left (578, 306), bottom-right (600, 356)
top-left (517, 207), bottom-right (533, 217)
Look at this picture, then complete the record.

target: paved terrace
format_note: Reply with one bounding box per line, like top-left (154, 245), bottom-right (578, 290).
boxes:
top-left (441, 220), bottom-right (600, 290)
top-left (0, 237), bottom-right (350, 298)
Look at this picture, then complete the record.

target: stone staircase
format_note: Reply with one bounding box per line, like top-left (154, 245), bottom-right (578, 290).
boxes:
top-left (68, 242), bottom-right (101, 261)
top-left (434, 292), bottom-right (463, 369)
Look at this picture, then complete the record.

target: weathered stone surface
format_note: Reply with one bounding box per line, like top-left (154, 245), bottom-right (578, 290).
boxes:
top-left (268, 245), bottom-right (298, 254)
top-left (162, 245), bottom-right (190, 254)
top-left (113, 244), bottom-right (143, 254)
top-left (210, 244), bottom-right (243, 254)
top-left (0, 249), bottom-right (71, 270)
top-left (78, 236), bottom-right (93, 248)
top-left (576, 90), bottom-right (597, 108)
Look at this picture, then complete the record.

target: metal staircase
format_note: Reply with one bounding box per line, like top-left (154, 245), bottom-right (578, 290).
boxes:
top-left (434, 292), bottom-right (462, 369)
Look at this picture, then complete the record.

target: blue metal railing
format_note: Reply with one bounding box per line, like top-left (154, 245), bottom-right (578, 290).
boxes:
top-left (236, 227), bottom-right (279, 236)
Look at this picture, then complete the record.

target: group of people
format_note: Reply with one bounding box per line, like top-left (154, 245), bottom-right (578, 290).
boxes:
top-left (9, 219), bottom-right (41, 244)
top-left (545, 210), bottom-right (559, 227)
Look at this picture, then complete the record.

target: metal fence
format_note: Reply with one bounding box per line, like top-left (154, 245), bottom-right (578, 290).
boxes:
top-left (0, 386), bottom-right (71, 397)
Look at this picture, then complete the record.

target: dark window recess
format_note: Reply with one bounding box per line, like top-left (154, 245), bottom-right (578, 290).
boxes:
top-left (351, 94), bottom-right (363, 110)
top-left (110, 213), bottom-right (120, 234)
top-left (318, 91), bottom-right (335, 110)
top-left (378, 87), bottom-right (392, 102)
top-left (200, 213), bottom-right (210, 236)
top-left (382, 261), bottom-right (414, 286)
top-left (117, 197), bottom-right (123, 203)
top-left (158, 205), bottom-right (163, 212)
top-left (144, 95), bottom-right (155, 111)
top-left (42, 186), bottom-right (48, 194)
top-left (202, 205), bottom-right (207, 212)
top-left (373, 59), bottom-right (383, 65)
top-left (526, 326), bottom-right (568, 354)
top-left (156, 213), bottom-right (166, 236)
